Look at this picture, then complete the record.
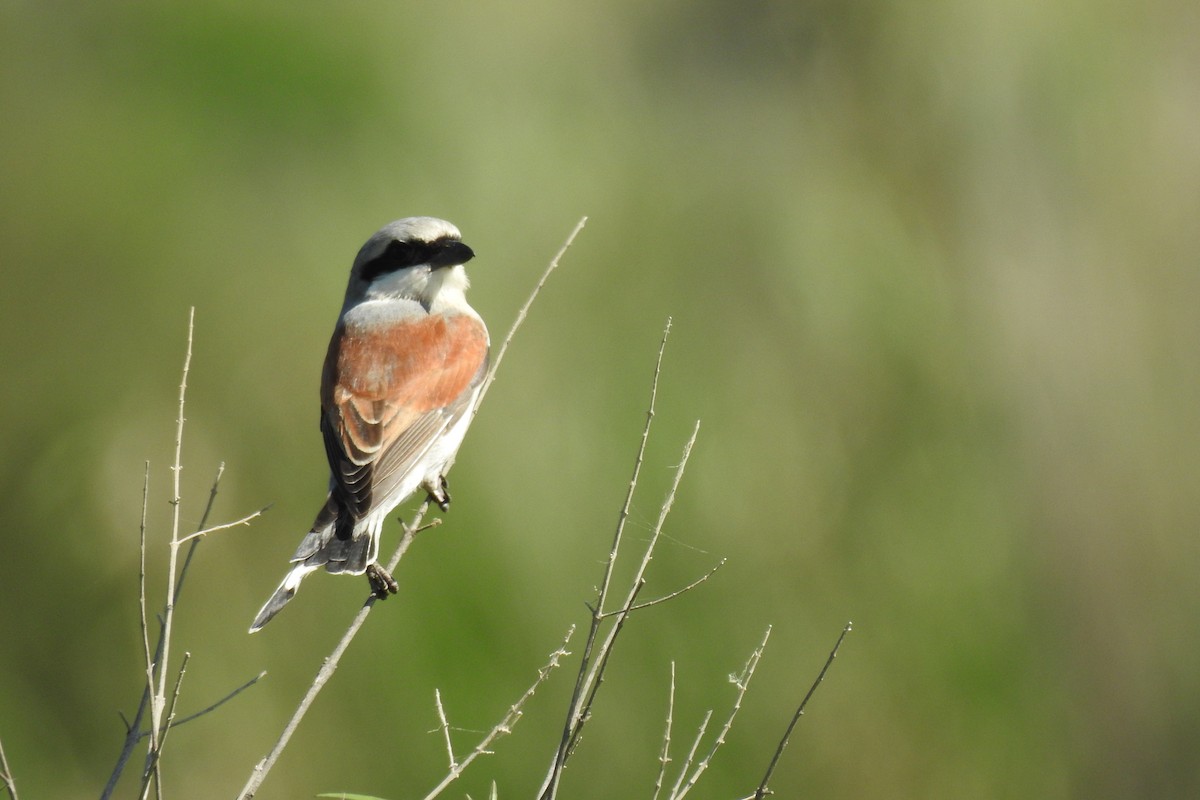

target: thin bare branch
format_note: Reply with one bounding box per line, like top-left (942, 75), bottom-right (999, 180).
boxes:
top-left (747, 621), bottom-right (853, 800)
top-left (567, 418), bottom-right (701, 761)
top-left (0, 733), bottom-right (18, 800)
top-left (597, 558), bottom-right (726, 619)
top-left (141, 650), bottom-right (191, 796)
top-left (602, 317), bottom-right (673, 615)
top-left (671, 626), bottom-right (771, 799)
top-left (652, 662), bottom-right (676, 800)
top-left (135, 671), bottom-right (267, 740)
top-left (104, 460), bottom-right (238, 799)
top-left (176, 504), bottom-right (271, 544)
top-left (105, 321), bottom-right (265, 800)
top-left (150, 306), bottom-right (194, 774)
top-left (476, 216), bottom-right (586, 411)
top-left (177, 461), bottom-right (224, 604)
top-left (235, 510), bottom-right (421, 800)
top-left (668, 709), bottom-right (712, 800)
top-left (563, 578), bottom-right (648, 759)
top-left (623, 418), bottom-right (700, 608)
top-left (239, 221), bottom-right (584, 799)
top-left (419, 626), bottom-right (574, 800)
top-left (539, 319), bottom-right (675, 800)
top-left (434, 689), bottom-right (457, 771)
top-left (138, 462), bottom-right (156, 759)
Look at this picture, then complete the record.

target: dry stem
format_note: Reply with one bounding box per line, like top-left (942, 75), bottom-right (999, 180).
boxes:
top-left (539, 318), bottom-right (714, 800)
top-left (418, 627), bottom-right (574, 800)
top-left (670, 626), bottom-right (771, 799)
top-left (652, 663), bottom-right (676, 800)
top-left (0, 733), bottom-right (18, 800)
top-left (744, 621), bottom-right (853, 799)
top-left (103, 316), bottom-right (266, 800)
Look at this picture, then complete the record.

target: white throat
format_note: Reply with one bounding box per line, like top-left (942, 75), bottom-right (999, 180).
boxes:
top-left (363, 263), bottom-right (473, 314)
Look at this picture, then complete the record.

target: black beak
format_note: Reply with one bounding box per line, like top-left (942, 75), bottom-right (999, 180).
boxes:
top-left (430, 240), bottom-right (474, 269)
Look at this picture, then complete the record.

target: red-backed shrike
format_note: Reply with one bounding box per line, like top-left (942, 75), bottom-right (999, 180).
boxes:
top-left (250, 217), bottom-right (489, 633)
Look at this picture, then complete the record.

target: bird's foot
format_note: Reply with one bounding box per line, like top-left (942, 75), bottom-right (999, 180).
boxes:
top-left (425, 475), bottom-right (451, 512)
top-left (366, 563), bottom-right (399, 599)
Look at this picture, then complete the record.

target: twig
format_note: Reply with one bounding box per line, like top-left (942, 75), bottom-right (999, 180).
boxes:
top-left (152, 305), bottom-right (194, 745)
top-left (138, 308), bottom-right (194, 798)
top-left (236, 514), bottom-right (426, 800)
top-left (177, 504), bottom-right (271, 543)
top-left (179, 462), bottom-right (225, 596)
top-left (418, 626), bottom-right (574, 800)
top-left (105, 322), bottom-right (265, 799)
top-left (434, 689), bottom-right (457, 770)
top-left (136, 309), bottom-right (195, 799)
top-left (0, 732), bottom-right (18, 800)
top-left (668, 710), bottom-right (711, 800)
top-left (746, 621), bottom-right (853, 800)
top-left (135, 671), bottom-right (267, 740)
top-left (562, 579), bottom-right (647, 762)
top-left (597, 558), bottom-right (726, 618)
top-left (540, 322), bottom-right (710, 800)
top-left (475, 216), bottom-right (587, 411)
top-left (238, 595), bottom-right (375, 797)
top-left (567, 419), bottom-right (700, 760)
top-left (652, 662), bottom-right (675, 800)
top-left (539, 321), bottom-right (672, 800)
top-left (238, 220), bottom-right (585, 800)
top-left (137, 462), bottom-right (156, 755)
top-left (161, 651), bottom-right (191, 750)
top-left (103, 461), bottom-right (229, 800)
top-left (140, 651), bottom-right (191, 798)
top-left (671, 626), bottom-right (771, 799)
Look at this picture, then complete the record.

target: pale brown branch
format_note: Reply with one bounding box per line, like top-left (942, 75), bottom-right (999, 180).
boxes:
top-left (564, 578), bottom-right (648, 759)
top-left (136, 671), bottom-right (267, 740)
top-left (476, 216), bottom-right (586, 411)
top-left (151, 306), bottom-right (194, 764)
top-left (236, 512), bottom-right (426, 800)
top-left (747, 621), bottom-right (853, 800)
top-left (141, 651), bottom-right (191, 797)
top-left (569, 418), bottom-right (700, 754)
top-left (137, 462), bottom-right (156, 758)
top-left (419, 627), bottom-right (574, 800)
top-left (671, 626), bottom-right (771, 799)
top-left (541, 324), bottom-right (712, 800)
top-left (0, 732), bottom-right (19, 800)
top-left (597, 558), bottom-right (726, 619)
top-left (434, 689), bottom-right (457, 771)
top-left (104, 460), bottom-right (236, 800)
top-left (176, 504), bottom-right (272, 544)
top-left (652, 662), bottom-right (676, 800)
top-left (539, 319), bottom-right (674, 800)
top-left (602, 317), bottom-right (673, 616)
top-left (668, 709), bottom-right (712, 800)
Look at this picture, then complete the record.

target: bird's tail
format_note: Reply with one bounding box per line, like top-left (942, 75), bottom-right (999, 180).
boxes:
top-left (248, 564), bottom-right (314, 633)
top-left (247, 516), bottom-right (378, 633)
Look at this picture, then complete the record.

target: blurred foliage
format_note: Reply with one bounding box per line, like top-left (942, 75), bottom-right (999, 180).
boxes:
top-left (2, 0), bottom-right (1199, 798)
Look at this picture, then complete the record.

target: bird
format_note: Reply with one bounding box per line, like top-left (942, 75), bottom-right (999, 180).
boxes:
top-left (249, 216), bottom-right (489, 633)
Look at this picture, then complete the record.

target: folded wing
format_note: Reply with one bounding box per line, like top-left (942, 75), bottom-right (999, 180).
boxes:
top-left (320, 312), bottom-right (489, 532)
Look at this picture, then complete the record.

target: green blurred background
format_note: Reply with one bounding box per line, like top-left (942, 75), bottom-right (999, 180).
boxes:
top-left (2, 1), bottom-right (1198, 797)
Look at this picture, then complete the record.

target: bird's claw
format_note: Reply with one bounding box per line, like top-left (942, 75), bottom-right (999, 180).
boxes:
top-left (426, 475), bottom-right (451, 512)
top-left (366, 563), bottom-right (399, 599)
